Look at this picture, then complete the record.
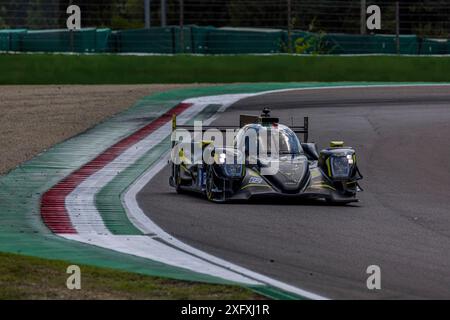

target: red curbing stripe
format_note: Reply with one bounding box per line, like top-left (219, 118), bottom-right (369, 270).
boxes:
top-left (40, 103), bottom-right (193, 234)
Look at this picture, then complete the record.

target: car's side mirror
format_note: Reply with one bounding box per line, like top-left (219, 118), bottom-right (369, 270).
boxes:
top-left (301, 143), bottom-right (319, 161)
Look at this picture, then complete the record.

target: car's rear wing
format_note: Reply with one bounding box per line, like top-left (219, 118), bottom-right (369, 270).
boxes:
top-left (172, 114), bottom-right (309, 143)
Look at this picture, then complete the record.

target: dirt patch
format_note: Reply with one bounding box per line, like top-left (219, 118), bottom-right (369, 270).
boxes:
top-left (0, 84), bottom-right (209, 175)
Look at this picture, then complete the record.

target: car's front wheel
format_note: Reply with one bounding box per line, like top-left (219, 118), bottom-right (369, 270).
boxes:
top-left (205, 166), bottom-right (223, 202)
top-left (174, 165), bottom-right (184, 194)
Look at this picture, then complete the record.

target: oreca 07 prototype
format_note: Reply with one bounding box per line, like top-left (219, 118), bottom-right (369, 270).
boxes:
top-left (169, 109), bottom-right (363, 204)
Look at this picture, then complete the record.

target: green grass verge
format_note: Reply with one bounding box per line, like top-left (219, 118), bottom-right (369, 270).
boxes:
top-left (1, 53), bottom-right (449, 84)
top-left (0, 252), bottom-right (263, 300)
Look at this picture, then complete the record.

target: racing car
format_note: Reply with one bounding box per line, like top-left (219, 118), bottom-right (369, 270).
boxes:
top-left (169, 108), bottom-right (363, 204)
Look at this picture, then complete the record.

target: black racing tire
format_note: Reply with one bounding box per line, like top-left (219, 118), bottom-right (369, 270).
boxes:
top-left (174, 165), bottom-right (184, 194)
top-left (206, 166), bottom-right (222, 202)
top-left (205, 166), bottom-right (215, 201)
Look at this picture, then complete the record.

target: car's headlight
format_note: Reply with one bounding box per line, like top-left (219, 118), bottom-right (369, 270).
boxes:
top-left (215, 151), bottom-right (244, 178)
top-left (223, 163), bottom-right (244, 178)
top-left (331, 156), bottom-right (350, 178)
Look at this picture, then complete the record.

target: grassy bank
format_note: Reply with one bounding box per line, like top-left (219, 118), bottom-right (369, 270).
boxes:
top-left (1, 53), bottom-right (449, 84)
top-left (0, 252), bottom-right (262, 300)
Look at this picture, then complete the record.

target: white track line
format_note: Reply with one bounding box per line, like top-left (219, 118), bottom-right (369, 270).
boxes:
top-left (63, 234), bottom-right (259, 284)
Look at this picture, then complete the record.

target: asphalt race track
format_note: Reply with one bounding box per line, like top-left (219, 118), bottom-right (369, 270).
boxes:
top-left (137, 85), bottom-right (450, 299)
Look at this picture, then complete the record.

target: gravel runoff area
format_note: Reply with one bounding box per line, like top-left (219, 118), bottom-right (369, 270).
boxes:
top-left (0, 85), bottom-right (208, 175)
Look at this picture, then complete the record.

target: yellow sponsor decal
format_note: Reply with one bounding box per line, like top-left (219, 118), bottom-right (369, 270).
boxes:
top-left (240, 184), bottom-right (271, 190)
top-left (326, 157), bottom-right (332, 177)
top-left (310, 183), bottom-right (336, 191)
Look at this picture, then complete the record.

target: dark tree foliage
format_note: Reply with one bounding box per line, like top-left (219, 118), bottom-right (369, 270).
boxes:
top-left (73, 0), bottom-right (113, 28)
top-left (0, 0), bottom-right (32, 28)
top-left (228, 0), bottom-right (286, 28)
top-left (159, 0), bottom-right (229, 27)
top-left (401, 0), bottom-right (449, 37)
top-left (0, 0), bottom-right (447, 37)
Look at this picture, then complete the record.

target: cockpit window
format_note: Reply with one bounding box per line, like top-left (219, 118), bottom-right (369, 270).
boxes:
top-left (235, 124), bottom-right (303, 156)
top-left (260, 127), bottom-right (302, 155)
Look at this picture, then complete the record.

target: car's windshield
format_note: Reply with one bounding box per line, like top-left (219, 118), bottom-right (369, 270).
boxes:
top-left (235, 124), bottom-right (303, 157)
top-left (259, 127), bottom-right (303, 155)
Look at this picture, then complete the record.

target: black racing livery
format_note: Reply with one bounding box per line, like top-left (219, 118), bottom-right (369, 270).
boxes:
top-left (169, 108), bottom-right (363, 204)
